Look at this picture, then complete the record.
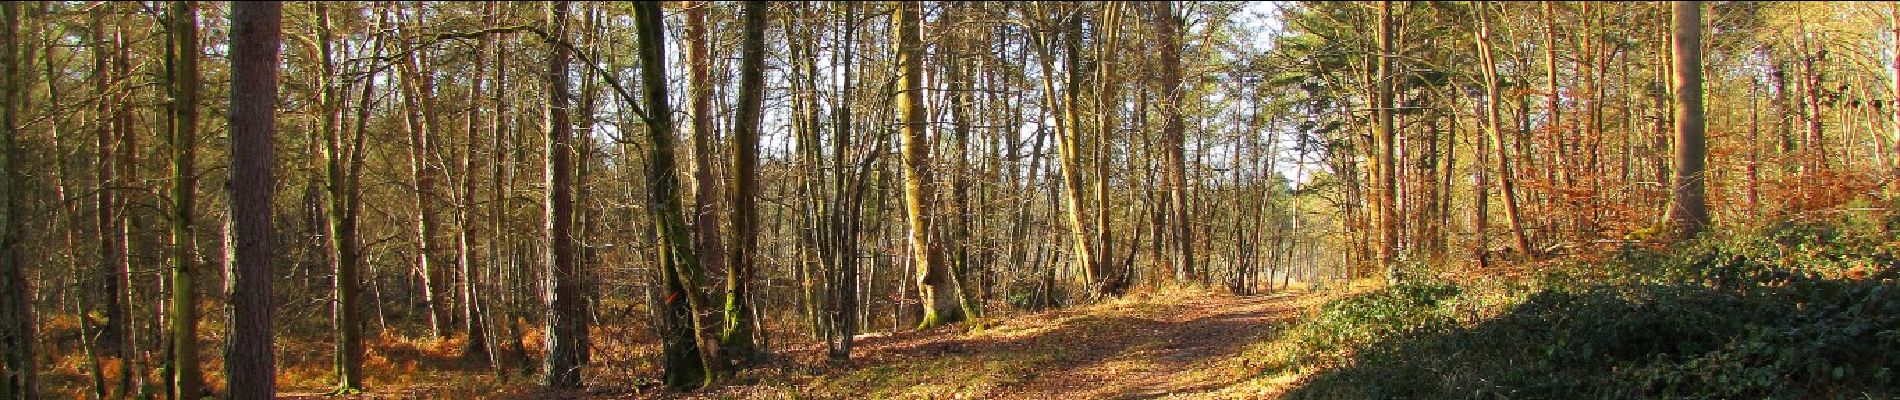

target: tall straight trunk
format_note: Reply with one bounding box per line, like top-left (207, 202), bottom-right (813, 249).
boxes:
top-left (225, 3), bottom-right (281, 398)
top-left (1891, 2), bottom-right (1899, 176)
top-left (824, 1), bottom-right (865, 360)
top-left (1666, 0), bottom-right (1708, 236)
top-left (1747, 86), bottom-right (1759, 213)
top-left (722, 0), bottom-right (767, 366)
top-left (635, 1), bottom-right (714, 389)
top-left (541, 1), bottom-right (587, 389)
top-left (1543, 1), bottom-right (1570, 189)
top-left (898, 0), bottom-right (965, 329)
top-left (1473, 93), bottom-right (1490, 268)
top-left (396, 6), bottom-right (449, 338)
top-left (111, 13), bottom-right (139, 396)
top-left (485, 1), bottom-right (515, 376)
top-left (164, 2), bottom-right (204, 398)
top-left (0, 3), bottom-right (37, 398)
top-left (320, 2), bottom-right (376, 391)
top-left (459, 0), bottom-right (496, 363)
top-left (1030, 3), bottom-right (1097, 300)
top-left (1475, 1), bottom-right (1532, 256)
top-left (683, 1), bottom-right (727, 288)
top-left (1374, 0), bottom-right (1398, 278)
top-left (1153, 1), bottom-right (1196, 282)
top-left (89, 7), bottom-right (129, 385)
top-left (1093, 2), bottom-right (1128, 296)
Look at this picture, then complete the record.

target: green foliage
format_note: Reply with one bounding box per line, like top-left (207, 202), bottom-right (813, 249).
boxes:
top-left (1275, 215), bottom-right (1900, 399)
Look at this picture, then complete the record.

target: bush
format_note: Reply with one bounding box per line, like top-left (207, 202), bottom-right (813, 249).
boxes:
top-left (1278, 216), bottom-right (1900, 399)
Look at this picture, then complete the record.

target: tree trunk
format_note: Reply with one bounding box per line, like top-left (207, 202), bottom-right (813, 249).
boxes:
top-left (1153, 1), bottom-right (1196, 283)
top-left (1474, 1), bottom-right (1532, 256)
top-left (541, 1), bottom-right (587, 389)
top-left (1666, 0), bottom-right (1708, 236)
top-left (898, 0), bottom-right (965, 330)
top-left (722, 0), bottom-right (767, 367)
top-left (88, 8), bottom-right (130, 392)
top-left (1, 2), bottom-right (38, 398)
top-left (1374, 0), bottom-right (1399, 279)
top-left (225, 3), bottom-right (281, 398)
top-left (683, 0), bottom-right (727, 295)
top-left (634, 1), bottom-right (714, 389)
top-left (319, 2), bottom-right (375, 391)
top-left (164, 2), bottom-right (204, 398)
top-left (396, 5), bottom-right (450, 338)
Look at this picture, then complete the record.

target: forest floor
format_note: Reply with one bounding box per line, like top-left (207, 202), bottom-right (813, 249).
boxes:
top-left (544, 287), bottom-right (1343, 399)
top-left (265, 287), bottom-right (1347, 399)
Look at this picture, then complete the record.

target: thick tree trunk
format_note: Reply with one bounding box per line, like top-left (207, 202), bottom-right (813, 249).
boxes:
top-left (1374, 0), bottom-right (1399, 279)
top-left (164, 2), bottom-right (204, 398)
top-left (1666, 0), bottom-right (1708, 236)
top-left (683, 1), bottom-right (727, 292)
top-left (722, 0), bottom-right (767, 367)
top-left (0, 3), bottom-right (38, 398)
top-left (898, 0), bottom-right (965, 330)
top-left (635, 1), bottom-right (714, 389)
top-left (225, 3), bottom-right (281, 398)
top-left (541, 1), bottom-right (588, 389)
top-left (1153, 2), bottom-right (1196, 283)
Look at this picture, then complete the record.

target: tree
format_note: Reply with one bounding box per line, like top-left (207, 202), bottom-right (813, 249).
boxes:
top-left (682, 1), bottom-right (727, 305)
top-left (721, 0), bottom-right (767, 366)
top-left (1153, 1), bottom-right (1196, 283)
top-left (542, 0), bottom-right (588, 389)
top-left (897, 0), bottom-right (965, 329)
top-left (1473, 1), bottom-right (1531, 256)
top-left (315, 1), bottom-right (378, 392)
top-left (0, 2), bottom-right (37, 398)
top-left (1666, 0), bottom-right (1708, 236)
top-left (1030, 2), bottom-right (1098, 303)
top-left (164, 2), bottom-right (205, 398)
top-left (1373, 0), bottom-right (1397, 279)
top-left (635, 0), bottom-right (714, 389)
top-left (224, 2), bottom-right (282, 398)
top-left (396, 2), bottom-right (451, 339)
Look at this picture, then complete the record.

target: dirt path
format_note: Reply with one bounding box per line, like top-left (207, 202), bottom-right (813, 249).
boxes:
top-left (286, 290), bottom-right (1331, 399)
top-left (727, 290), bottom-right (1331, 399)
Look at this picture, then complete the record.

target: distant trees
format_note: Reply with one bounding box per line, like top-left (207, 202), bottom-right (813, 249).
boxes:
top-left (0, 1), bottom-right (1891, 396)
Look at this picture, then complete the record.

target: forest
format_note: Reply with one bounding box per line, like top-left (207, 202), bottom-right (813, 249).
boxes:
top-left (3, 1), bottom-right (1900, 399)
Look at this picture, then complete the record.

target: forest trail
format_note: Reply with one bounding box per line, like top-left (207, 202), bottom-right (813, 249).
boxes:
top-left (686, 289), bottom-right (1338, 399)
top-left (285, 289), bottom-right (1336, 400)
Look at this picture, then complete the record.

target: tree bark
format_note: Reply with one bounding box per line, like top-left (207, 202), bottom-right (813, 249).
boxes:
top-left (683, 0), bottom-right (727, 294)
top-left (722, 0), bottom-right (767, 367)
top-left (164, 2), bottom-right (205, 398)
top-left (1374, 0), bottom-right (1399, 279)
top-left (541, 1), bottom-right (588, 389)
top-left (0, 2), bottom-right (38, 398)
top-left (898, 0), bottom-right (965, 329)
top-left (1666, 0), bottom-right (1708, 236)
top-left (225, 3), bottom-right (282, 398)
top-left (1153, 1), bottom-right (1196, 283)
top-left (634, 1), bottom-right (715, 389)
top-left (1474, 1), bottom-right (1532, 256)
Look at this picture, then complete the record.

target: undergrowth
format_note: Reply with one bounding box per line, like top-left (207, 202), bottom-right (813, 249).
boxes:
top-left (1269, 209), bottom-right (1900, 399)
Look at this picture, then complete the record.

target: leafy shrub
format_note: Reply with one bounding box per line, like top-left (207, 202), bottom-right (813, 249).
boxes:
top-left (1278, 215), bottom-right (1900, 399)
